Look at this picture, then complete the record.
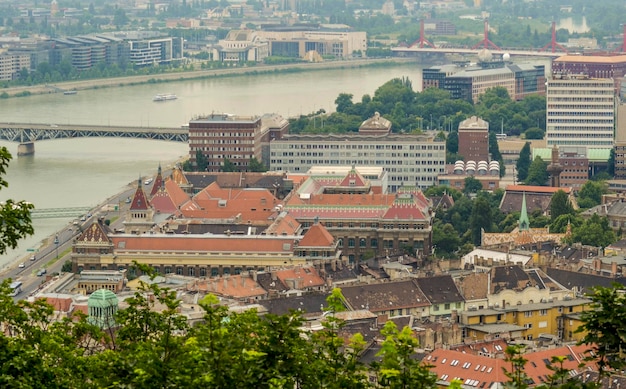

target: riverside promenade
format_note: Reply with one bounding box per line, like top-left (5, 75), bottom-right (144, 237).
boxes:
top-left (2, 58), bottom-right (413, 98)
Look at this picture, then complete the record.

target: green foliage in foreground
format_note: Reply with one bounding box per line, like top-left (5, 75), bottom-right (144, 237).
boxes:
top-left (4, 267), bottom-right (626, 388)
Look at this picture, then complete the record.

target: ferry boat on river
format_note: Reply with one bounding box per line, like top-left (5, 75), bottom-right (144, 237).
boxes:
top-left (153, 93), bottom-right (177, 102)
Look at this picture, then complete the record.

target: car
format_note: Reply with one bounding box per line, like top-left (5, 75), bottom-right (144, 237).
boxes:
top-left (18, 262), bottom-right (25, 268)
top-left (37, 269), bottom-right (47, 277)
top-left (30, 255), bottom-right (36, 261)
top-left (80, 215), bottom-right (86, 221)
top-left (125, 197), bottom-right (132, 204)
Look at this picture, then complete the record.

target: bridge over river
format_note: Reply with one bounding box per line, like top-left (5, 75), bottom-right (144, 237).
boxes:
top-left (0, 122), bottom-right (188, 155)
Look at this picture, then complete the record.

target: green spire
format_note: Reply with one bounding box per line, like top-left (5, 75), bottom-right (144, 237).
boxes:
top-left (519, 192), bottom-right (530, 231)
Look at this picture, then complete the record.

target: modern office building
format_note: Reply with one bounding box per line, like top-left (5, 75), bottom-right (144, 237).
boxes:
top-left (422, 59), bottom-right (545, 102)
top-left (270, 114), bottom-right (446, 192)
top-left (546, 74), bottom-right (615, 150)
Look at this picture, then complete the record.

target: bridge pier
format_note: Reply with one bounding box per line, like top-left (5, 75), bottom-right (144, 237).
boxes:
top-left (17, 142), bottom-right (34, 156)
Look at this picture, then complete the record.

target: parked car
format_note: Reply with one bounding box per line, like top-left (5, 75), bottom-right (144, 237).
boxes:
top-left (18, 262), bottom-right (25, 268)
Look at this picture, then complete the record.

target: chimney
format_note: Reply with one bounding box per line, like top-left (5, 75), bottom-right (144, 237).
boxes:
top-left (612, 261), bottom-right (618, 276)
top-left (223, 277), bottom-right (228, 289)
top-left (271, 271), bottom-right (277, 281)
top-left (252, 270), bottom-right (257, 282)
top-left (331, 260), bottom-right (336, 272)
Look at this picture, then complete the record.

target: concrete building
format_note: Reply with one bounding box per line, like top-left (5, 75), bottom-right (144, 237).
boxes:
top-left (457, 116), bottom-right (489, 162)
top-left (270, 114), bottom-right (446, 192)
top-left (188, 113), bottom-right (289, 172)
top-left (256, 27), bottom-right (367, 59)
top-left (212, 30), bottom-right (269, 63)
top-left (546, 74), bottom-right (615, 150)
top-left (189, 114), bottom-right (264, 172)
top-left (0, 53), bottom-right (29, 81)
top-left (552, 54), bottom-right (626, 91)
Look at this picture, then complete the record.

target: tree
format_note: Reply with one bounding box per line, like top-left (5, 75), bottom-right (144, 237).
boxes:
top-left (523, 127), bottom-right (544, 140)
top-left (195, 149), bottom-right (208, 172)
top-left (0, 147), bottom-right (34, 254)
top-left (524, 156), bottom-right (549, 186)
top-left (516, 142), bottom-right (531, 183)
top-left (550, 190), bottom-right (574, 222)
top-left (569, 213), bottom-right (616, 248)
top-left (577, 180), bottom-right (605, 209)
top-left (374, 321), bottom-right (437, 389)
top-left (247, 157), bottom-right (267, 172)
top-left (502, 344), bottom-right (530, 389)
top-left (463, 176), bottom-right (483, 195)
top-left (577, 284), bottom-right (626, 378)
top-left (221, 158), bottom-right (238, 172)
top-left (446, 131), bottom-right (458, 154)
top-left (470, 196), bottom-right (492, 246)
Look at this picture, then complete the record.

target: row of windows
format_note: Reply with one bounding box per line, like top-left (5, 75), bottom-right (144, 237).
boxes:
top-left (547, 96), bottom-right (614, 103)
top-left (546, 119), bottom-right (614, 124)
top-left (274, 151), bottom-right (445, 158)
top-left (276, 143), bottom-right (444, 151)
top-left (190, 132), bottom-right (255, 137)
top-left (270, 159), bottom-right (445, 166)
top-left (546, 110), bottom-right (614, 116)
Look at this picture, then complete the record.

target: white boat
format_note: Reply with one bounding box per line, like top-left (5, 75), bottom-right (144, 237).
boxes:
top-left (153, 93), bottom-right (177, 102)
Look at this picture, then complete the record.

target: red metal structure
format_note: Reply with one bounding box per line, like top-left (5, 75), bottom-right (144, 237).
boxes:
top-left (471, 19), bottom-right (501, 50)
top-left (540, 21), bottom-right (568, 53)
top-left (409, 19), bottom-right (436, 48)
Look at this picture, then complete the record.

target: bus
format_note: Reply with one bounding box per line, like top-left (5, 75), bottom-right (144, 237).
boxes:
top-left (9, 281), bottom-right (22, 297)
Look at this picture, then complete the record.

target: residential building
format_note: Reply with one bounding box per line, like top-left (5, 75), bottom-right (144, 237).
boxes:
top-left (499, 185), bottom-right (577, 215)
top-left (414, 275), bottom-right (465, 318)
top-left (457, 116), bottom-right (490, 162)
top-left (546, 74), bottom-right (615, 150)
top-left (270, 113), bottom-right (446, 192)
top-left (341, 279), bottom-right (431, 318)
top-left (0, 53), bottom-right (30, 81)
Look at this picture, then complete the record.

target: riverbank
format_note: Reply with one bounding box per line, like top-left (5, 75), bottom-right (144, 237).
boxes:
top-left (1, 58), bottom-right (414, 98)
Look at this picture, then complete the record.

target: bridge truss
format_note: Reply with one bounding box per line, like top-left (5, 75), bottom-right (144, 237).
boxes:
top-left (0, 124), bottom-right (188, 143)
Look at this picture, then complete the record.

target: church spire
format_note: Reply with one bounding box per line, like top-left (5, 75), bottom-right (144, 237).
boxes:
top-left (519, 192), bottom-right (530, 231)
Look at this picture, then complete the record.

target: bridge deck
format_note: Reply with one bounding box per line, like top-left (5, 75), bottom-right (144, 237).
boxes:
top-left (0, 123), bottom-right (188, 143)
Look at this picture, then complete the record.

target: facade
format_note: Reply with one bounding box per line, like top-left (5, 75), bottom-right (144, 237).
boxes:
top-left (558, 149), bottom-right (589, 190)
top-left (457, 116), bottom-right (489, 162)
top-left (212, 30), bottom-right (269, 63)
top-left (546, 74), bottom-right (616, 150)
top-left (437, 160), bottom-right (501, 191)
top-left (552, 54), bottom-right (626, 90)
top-left (423, 61), bottom-right (545, 103)
top-left (284, 179), bottom-right (433, 260)
top-left (129, 37), bottom-right (182, 66)
top-left (0, 53), bottom-right (30, 81)
top-left (615, 100), bottom-right (626, 179)
top-left (188, 114), bottom-right (264, 172)
top-left (256, 28), bottom-right (367, 58)
top-left (270, 116), bottom-right (446, 192)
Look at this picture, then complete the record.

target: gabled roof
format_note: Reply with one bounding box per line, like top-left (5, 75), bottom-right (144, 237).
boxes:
top-left (149, 164), bottom-right (163, 197)
top-left (129, 179), bottom-right (150, 211)
top-left (382, 193), bottom-right (428, 220)
top-left (274, 266), bottom-right (325, 289)
top-left (76, 221), bottom-right (112, 245)
top-left (338, 167), bottom-right (368, 188)
top-left (414, 275), bottom-right (465, 305)
top-left (263, 212), bottom-right (301, 236)
top-left (456, 272), bottom-right (489, 300)
top-left (298, 222), bottom-right (335, 248)
top-left (426, 349), bottom-right (508, 387)
top-left (150, 179), bottom-right (190, 214)
top-left (259, 293), bottom-right (330, 316)
top-left (341, 279), bottom-right (430, 312)
top-left (196, 275), bottom-right (267, 299)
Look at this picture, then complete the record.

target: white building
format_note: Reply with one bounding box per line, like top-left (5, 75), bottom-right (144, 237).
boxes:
top-left (270, 133), bottom-right (446, 192)
top-left (212, 30), bottom-right (269, 63)
top-left (546, 74), bottom-right (616, 150)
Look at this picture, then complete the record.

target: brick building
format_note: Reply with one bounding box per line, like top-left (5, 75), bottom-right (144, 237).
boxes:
top-left (457, 116), bottom-right (489, 162)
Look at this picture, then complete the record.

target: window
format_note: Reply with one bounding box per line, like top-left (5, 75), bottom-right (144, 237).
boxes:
top-left (359, 238), bottom-right (366, 248)
top-left (444, 303), bottom-right (450, 310)
top-left (524, 311), bottom-right (533, 318)
top-left (176, 267), bottom-right (183, 275)
top-left (371, 239), bottom-right (378, 248)
top-left (348, 238), bottom-right (355, 248)
top-left (540, 309), bottom-right (548, 316)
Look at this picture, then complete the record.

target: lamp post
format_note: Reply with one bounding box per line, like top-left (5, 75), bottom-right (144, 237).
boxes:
top-left (430, 114), bottom-right (433, 130)
top-left (54, 235), bottom-right (59, 259)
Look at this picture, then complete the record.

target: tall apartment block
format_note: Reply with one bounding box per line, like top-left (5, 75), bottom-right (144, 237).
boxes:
top-left (457, 116), bottom-right (489, 162)
top-left (546, 75), bottom-right (615, 150)
top-left (614, 79), bottom-right (626, 179)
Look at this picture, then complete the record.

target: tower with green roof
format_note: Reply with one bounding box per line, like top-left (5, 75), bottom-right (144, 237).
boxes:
top-left (88, 289), bottom-right (118, 329)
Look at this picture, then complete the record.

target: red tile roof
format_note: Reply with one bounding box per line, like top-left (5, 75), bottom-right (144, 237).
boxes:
top-left (506, 185), bottom-right (571, 194)
top-left (298, 223), bottom-right (335, 248)
top-left (195, 276), bottom-right (267, 299)
top-left (274, 266), bottom-right (325, 289)
top-left (426, 349), bottom-right (508, 387)
top-left (339, 167), bottom-right (368, 187)
top-left (111, 235), bottom-right (296, 253)
top-left (129, 180), bottom-right (150, 210)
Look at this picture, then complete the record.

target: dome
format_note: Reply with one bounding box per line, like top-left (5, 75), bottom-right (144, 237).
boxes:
top-left (477, 49), bottom-right (493, 62)
top-left (477, 161), bottom-right (489, 175)
top-left (502, 52), bottom-right (510, 61)
top-left (88, 289), bottom-right (118, 308)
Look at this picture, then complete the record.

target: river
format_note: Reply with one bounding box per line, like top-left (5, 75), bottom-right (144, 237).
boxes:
top-left (0, 63), bottom-right (426, 268)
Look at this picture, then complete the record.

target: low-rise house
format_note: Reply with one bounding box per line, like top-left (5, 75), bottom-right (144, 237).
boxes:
top-left (414, 274), bottom-right (465, 318)
top-left (341, 279), bottom-right (430, 318)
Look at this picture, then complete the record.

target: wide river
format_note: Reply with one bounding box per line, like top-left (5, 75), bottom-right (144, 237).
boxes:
top-left (0, 63), bottom-right (428, 269)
